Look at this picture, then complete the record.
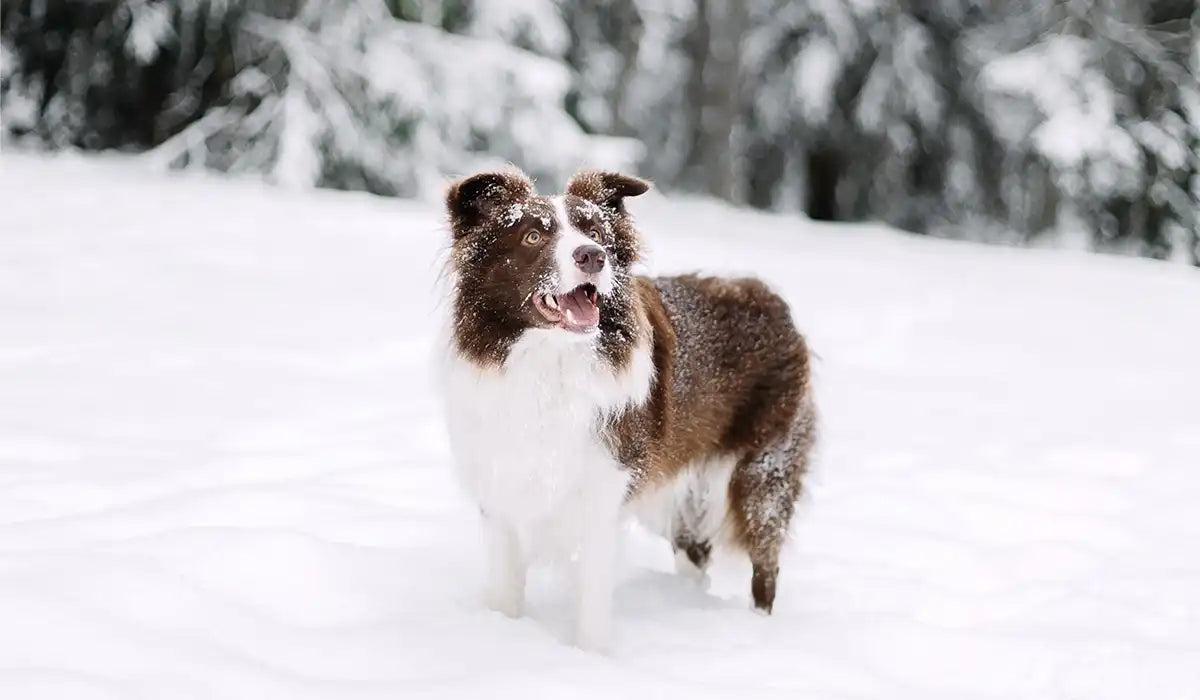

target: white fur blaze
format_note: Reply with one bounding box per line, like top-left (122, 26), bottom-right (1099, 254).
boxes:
top-left (440, 327), bottom-right (654, 649)
top-left (551, 195), bottom-right (613, 295)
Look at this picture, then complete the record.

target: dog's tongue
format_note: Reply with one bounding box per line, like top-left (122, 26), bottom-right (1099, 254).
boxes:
top-left (560, 288), bottom-right (600, 330)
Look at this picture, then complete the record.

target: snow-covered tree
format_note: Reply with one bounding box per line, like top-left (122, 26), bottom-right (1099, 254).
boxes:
top-left (3, 0), bottom-right (1196, 264)
top-left (147, 0), bottom-right (639, 196)
top-left (3, 0), bottom-right (637, 197)
top-left (732, 0), bottom-right (1009, 231)
top-left (563, 0), bottom-right (700, 189)
top-left (1, 0), bottom-right (243, 149)
top-left (979, 0), bottom-right (1198, 259)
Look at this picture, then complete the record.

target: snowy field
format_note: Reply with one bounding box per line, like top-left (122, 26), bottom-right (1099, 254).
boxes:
top-left (2, 153), bottom-right (1199, 700)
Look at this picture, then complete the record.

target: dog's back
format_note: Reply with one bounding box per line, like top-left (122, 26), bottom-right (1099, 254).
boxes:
top-left (620, 273), bottom-right (816, 612)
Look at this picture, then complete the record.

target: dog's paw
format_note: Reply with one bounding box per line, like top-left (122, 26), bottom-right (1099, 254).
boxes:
top-left (574, 607), bottom-right (614, 654)
top-left (673, 550), bottom-right (712, 590)
top-left (485, 591), bottom-right (523, 619)
top-left (574, 627), bottom-right (612, 654)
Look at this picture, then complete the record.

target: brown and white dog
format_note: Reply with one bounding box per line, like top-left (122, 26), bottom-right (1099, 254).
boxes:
top-left (438, 169), bottom-right (816, 651)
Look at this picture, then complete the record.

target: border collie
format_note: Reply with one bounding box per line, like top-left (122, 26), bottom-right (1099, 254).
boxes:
top-left (438, 169), bottom-right (816, 651)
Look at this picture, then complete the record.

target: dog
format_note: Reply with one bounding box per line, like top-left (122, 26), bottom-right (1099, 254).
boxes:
top-left (438, 168), bottom-right (816, 651)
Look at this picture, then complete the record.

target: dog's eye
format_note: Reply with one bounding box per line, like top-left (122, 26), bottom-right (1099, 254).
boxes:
top-left (584, 226), bottom-right (602, 241)
top-left (523, 230), bottom-right (542, 245)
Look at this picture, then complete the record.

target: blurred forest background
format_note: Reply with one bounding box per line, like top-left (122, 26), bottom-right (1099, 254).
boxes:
top-left (3, 0), bottom-right (1198, 263)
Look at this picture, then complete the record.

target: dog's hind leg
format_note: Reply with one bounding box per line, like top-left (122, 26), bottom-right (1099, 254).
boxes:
top-left (728, 410), bottom-right (814, 613)
top-left (729, 454), bottom-right (796, 613)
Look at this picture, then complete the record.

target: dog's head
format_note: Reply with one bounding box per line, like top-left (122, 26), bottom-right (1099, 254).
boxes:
top-left (445, 168), bottom-right (649, 363)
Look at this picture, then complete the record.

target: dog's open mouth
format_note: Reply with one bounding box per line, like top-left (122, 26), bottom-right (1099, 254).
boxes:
top-left (533, 283), bottom-right (600, 333)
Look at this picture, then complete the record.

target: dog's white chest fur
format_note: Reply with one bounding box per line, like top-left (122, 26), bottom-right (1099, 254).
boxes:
top-left (440, 329), bottom-right (653, 554)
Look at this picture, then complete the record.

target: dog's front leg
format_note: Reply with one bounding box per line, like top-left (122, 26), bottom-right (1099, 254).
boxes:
top-left (483, 515), bottom-right (525, 618)
top-left (574, 474), bottom-right (625, 652)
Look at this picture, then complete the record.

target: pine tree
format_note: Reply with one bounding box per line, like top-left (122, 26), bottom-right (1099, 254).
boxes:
top-left (3, 0), bottom-right (1197, 264)
top-left (1, 0), bottom-right (243, 149)
top-left (980, 0), bottom-right (1198, 259)
top-left (3, 0), bottom-right (636, 197)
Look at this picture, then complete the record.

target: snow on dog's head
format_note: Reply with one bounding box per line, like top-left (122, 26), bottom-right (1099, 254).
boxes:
top-left (445, 168), bottom-right (649, 366)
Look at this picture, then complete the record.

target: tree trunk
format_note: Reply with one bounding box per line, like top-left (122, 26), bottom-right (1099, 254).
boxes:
top-left (608, 0), bottom-right (643, 138)
top-left (681, 0), bottom-right (746, 203)
top-left (701, 0), bottom-right (746, 202)
top-left (1190, 3), bottom-right (1200, 265)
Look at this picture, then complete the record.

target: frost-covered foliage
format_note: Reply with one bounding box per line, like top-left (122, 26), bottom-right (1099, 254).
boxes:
top-left (2, 0), bottom-right (637, 197)
top-left (153, 0), bottom-right (636, 196)
top-left (3, 0), bottom-right (1197, 263)
top-left (980, 2), bottom-right (1199, 261)
top-left (738, 0), bottom-right (1006, 229)
top-left (1, 0), bottom-right (240, 150)
top-left (564, 0), bottom-right (697, 184)
top-left (563, 0), bottom-right (1196, 263)
top-left (564, 0), bottom-right (1010, 227)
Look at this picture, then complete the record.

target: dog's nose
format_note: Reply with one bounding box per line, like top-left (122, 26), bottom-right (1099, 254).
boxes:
top-left (573, 245), bottom-right (606, 273)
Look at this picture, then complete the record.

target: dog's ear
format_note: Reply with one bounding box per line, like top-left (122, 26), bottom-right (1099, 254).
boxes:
top-left (446, 170), bottom-right (534, 234)
top-left (566, 171), bottom-right (650, 214)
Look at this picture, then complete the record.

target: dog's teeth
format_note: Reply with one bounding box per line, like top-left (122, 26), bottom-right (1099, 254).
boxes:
top-left (545, 295), bottom-right (558, 310)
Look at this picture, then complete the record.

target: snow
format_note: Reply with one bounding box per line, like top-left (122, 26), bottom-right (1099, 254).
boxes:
top-left (273, 85), bottom-right (322, 189)
top-left (983, 35), bottom-right (1092, 100)
top-left (139, 7), bottom-right (637, 202)
top-left (2, 153), bottom-right (1200, 699)
top-left (468, 0), bottom-right (570, 57)
top-left (793, 38), bottom-right (840, 125)
top-left (362, 20), bottom-right (639, 196)
top-left (124, 0), bottom-right (175, 65)
top-left (0, 41), bottom-right (14, 80)
top-left (1131, 115), bottom-right (1190, 172)
top-left (981, 35), bottom-right (1142, 194)
top-left (891, 16), bottom-right (943, 131)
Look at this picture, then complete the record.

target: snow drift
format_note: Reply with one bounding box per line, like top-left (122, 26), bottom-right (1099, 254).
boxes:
top-left (1, 154), bottom-right (1198, 699)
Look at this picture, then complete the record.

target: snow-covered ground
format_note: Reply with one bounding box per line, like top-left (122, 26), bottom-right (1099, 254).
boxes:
top-left (2, 153), bottom-right (1199, 700)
